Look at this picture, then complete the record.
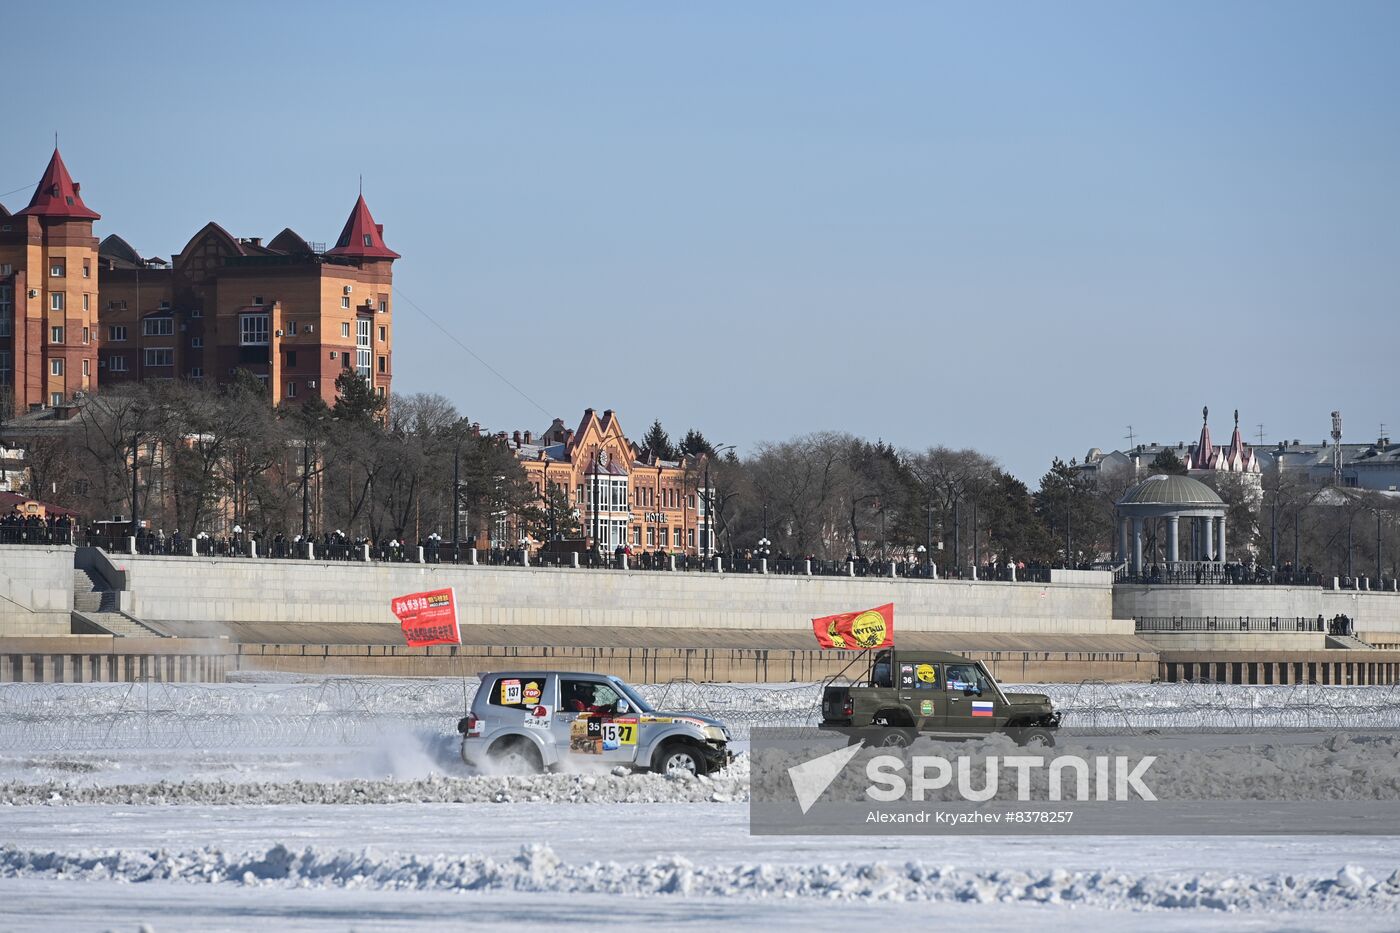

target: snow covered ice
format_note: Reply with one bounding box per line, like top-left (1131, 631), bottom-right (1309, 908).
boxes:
top-left (4, 678), bottom-right (1400, 930)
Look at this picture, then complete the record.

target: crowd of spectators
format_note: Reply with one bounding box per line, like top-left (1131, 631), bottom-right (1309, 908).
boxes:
top-left (0, 510), bottom-right (74, 544)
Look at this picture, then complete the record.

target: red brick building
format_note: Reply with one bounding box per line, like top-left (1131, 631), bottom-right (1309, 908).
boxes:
top-left (0, 149), bottom-right (101, 416)
top-left (0, 149), bottom-right (397, 414)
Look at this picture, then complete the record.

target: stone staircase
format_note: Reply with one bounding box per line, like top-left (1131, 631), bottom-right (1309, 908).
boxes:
top-left (1326, 633), bottom-right (1374, 650)
top-left (71, 568), bottom-right (162, 637)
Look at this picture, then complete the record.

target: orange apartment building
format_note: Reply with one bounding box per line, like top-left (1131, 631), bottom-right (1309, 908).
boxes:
top-left (0, 149), bottom-right (396, 414)
top-left (0, 150), bottom-right (101, 415)
top-left (514, 408), bottom-right (712, 556)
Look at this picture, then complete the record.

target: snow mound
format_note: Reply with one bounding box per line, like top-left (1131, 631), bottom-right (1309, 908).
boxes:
top-left (2, 841), bottom-right (1398, 912)
top-left (0, 757), bottom-right (750, 807)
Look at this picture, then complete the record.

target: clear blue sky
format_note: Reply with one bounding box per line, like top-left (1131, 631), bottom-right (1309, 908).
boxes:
top-left (5, 2), bottom-right (1397, 481)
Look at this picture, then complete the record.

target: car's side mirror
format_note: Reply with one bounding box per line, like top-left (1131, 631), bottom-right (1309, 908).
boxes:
top-left (617, 699), bottom-right (630, 714)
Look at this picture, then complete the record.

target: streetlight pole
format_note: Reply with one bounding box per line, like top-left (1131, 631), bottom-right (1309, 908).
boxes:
top-left (925, 502), bottom-right (932, 565)
top-left (301, 438), bottom-right (312, 540)
top-left (130, 429), bottom-right (140, 540)
top-left (1378, 510), bottom-right (1384, 584)
top-left (1064, 488), bottom-right (1071, 569)
top-left (703, 456), bottom-right (711, 561)
top-left (1270, 497), bottom-right (1277, 569)
top-left (971, 500), bottom-right (978, 574)
top-left (452, 438), bottom-right (462, 551)
top-left (953, 498), bottom-right (960, 577)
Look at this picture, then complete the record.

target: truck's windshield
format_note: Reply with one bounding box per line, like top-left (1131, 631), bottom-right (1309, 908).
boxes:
top-left (608, 677), bottom-right (655, 713)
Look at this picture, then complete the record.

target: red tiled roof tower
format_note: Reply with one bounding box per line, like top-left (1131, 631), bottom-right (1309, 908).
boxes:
top-left (324, 194), bottom-right (399, 260)
top-left (16, 148), bottom-right (100, 220)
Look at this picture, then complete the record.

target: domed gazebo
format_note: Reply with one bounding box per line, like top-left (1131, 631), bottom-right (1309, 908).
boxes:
top-left (1116, 474), bottom-right (1228, 576)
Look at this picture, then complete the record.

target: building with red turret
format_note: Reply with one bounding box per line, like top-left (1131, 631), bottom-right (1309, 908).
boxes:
top-left (0, 149), bottom-right (397, 416)
top-left (0, 149), bottom-right (101, 416)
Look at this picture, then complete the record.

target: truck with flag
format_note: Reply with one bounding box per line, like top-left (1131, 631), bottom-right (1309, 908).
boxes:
top-left (820, 648), bottom-right (1061, 747)
top-left (811, 604), bottom-right (1060, 745)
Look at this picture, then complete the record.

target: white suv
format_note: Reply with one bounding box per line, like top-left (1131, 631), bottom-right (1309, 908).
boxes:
top-left (457, 671), bottom-right (734, 775)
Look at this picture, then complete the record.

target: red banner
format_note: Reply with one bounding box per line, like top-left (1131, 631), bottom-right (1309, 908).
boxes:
top-left (390, 587), bottom-right (461, 647)
top-left (811, 603), bottom-right (894, 650)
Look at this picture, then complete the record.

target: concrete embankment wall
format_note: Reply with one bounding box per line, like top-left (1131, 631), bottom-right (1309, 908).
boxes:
top-left (0, 545), bottom-right (74, 636)
top-left (0, 635), bottom-right (230, 682)
top-left (115, 555), bottom-right (1124, 636)
top-left (1115, 585), bottom-right (1400, 646)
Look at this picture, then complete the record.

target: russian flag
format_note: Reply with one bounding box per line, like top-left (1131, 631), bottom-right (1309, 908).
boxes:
top-left (971, 701), bottom-right (994, 718)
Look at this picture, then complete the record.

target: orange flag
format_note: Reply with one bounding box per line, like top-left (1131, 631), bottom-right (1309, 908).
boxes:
top-left (811, 603), bottom-right (894, 650)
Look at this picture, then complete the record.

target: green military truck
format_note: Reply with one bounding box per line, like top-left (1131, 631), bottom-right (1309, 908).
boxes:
top-left (820, 648), bottom-right (1061, 747)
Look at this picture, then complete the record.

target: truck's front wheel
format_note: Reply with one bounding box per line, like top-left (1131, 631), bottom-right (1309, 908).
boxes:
top-left (654, 741), bottom-right (710, 776)
top-left (1015, 727), bottom-right (1056, 749)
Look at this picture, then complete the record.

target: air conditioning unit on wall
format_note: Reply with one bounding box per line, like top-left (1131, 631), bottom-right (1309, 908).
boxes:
top-left (343, 285), bottom-right (353, 295)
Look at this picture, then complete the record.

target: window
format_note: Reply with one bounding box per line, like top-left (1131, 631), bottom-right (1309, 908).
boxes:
top-left (159, 300), bottom-right (170, 311)
top-left (340, 296), bottom-right (350, 309)
top-left (376, 386), bottom-right (385, 397)
top-left (143, 317), bottom-right (174, 337)
top-left (239, 312), bottom-right (270, 346)
top-left (632, 527), bottom-right (642, 546)
top-left (109, 355), bottom-right (128, 373)
top-left (646, 527), bottom-right (655, 547)
top-left (363, 234), bottom-right (373, 247)
top-left (0, 350), bottom-right (10, 377)
top-left (82, 358), bottom-right (90, 376)
top-left (50, 392), bottom-right (63, 407)
top-left (286, 350), bottom-right (297, 367)
top-left (191, 337), bottom-right (203, 349)
top-left (557, 679), bottom-right (622, 714)
top-left (50, 359), bottom-right (64, 376)
top-left (50, 292), bottom-right (64, 312)
top-left (377, 355), bottom-right (386, 373)
top-left (109, 325), bottom-right (128, 342)
top-left (0, 264), bottom-right (10, 276)
top-left (82, 260), bottom-right (90, 279)
top-left (144, 348), bottom-right (173, 367)
top-left (286, 381), bottom-right (298, 398)
top-left (288, 320), bottom-right (298, 335)
top-left (378, 325), bottom-right (385, 342)
top-left (489, 676), bottom-right (544, 710)
top-left (189, 367), bottom-right (203, 379)
top-left (673, 528), bottom-right (682, 548)
top-left (0, 317), bottom-right (9, 339)
top-left (190, 308), bottom-right (202, 318)
top-left (82, 294), bottom-right (89, 311)
top-left (108, 299), bottom-right (127, 311)
top-left (50, 326), bottom-right (64, 344)
top-left (356, 319), bottom-right (371, 378)
top-left (252, 296), bottom-right (264, 306)
top-left (378, 300), bottom-right (387, 314)
top-left (50, 261), bottom-right (64, 277)
top-left (687, 528), bottom-right (695, 548)
top-left (341, 322), bottom-right (350, 338)
top-left (0, 285), bottom-right (10, 319)
top-left (82, 327), bottom-right (89, 344)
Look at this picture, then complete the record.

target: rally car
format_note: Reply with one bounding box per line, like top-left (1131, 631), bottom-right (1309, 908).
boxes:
top-left (820, 648), bottom-right (1061, 747)
top-left (457, 671), bottom-right (734, 775)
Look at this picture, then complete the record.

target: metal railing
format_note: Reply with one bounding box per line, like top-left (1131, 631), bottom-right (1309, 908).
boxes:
top-left (1116, 562), bottom-right (1325, 587)
top-left (1134, 616), bottom-right (1326, 633)
top-left (0, 524), bottom-right (74, 546)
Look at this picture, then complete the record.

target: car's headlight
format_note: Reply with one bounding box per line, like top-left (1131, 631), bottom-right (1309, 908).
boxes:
top-left (704, 725), bottom-right (727, 743)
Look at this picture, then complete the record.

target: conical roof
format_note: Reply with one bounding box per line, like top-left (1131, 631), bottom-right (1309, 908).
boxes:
top-left (324, 194), bottom-right (399, 260)
top-left (16, 149), bottom-right (100, 220)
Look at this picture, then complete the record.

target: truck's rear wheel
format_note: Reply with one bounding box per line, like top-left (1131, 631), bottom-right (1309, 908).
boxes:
top-left (876, 728), bottom-right (914, 749)
top-left (488, 737), bottom-right (544, 774)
